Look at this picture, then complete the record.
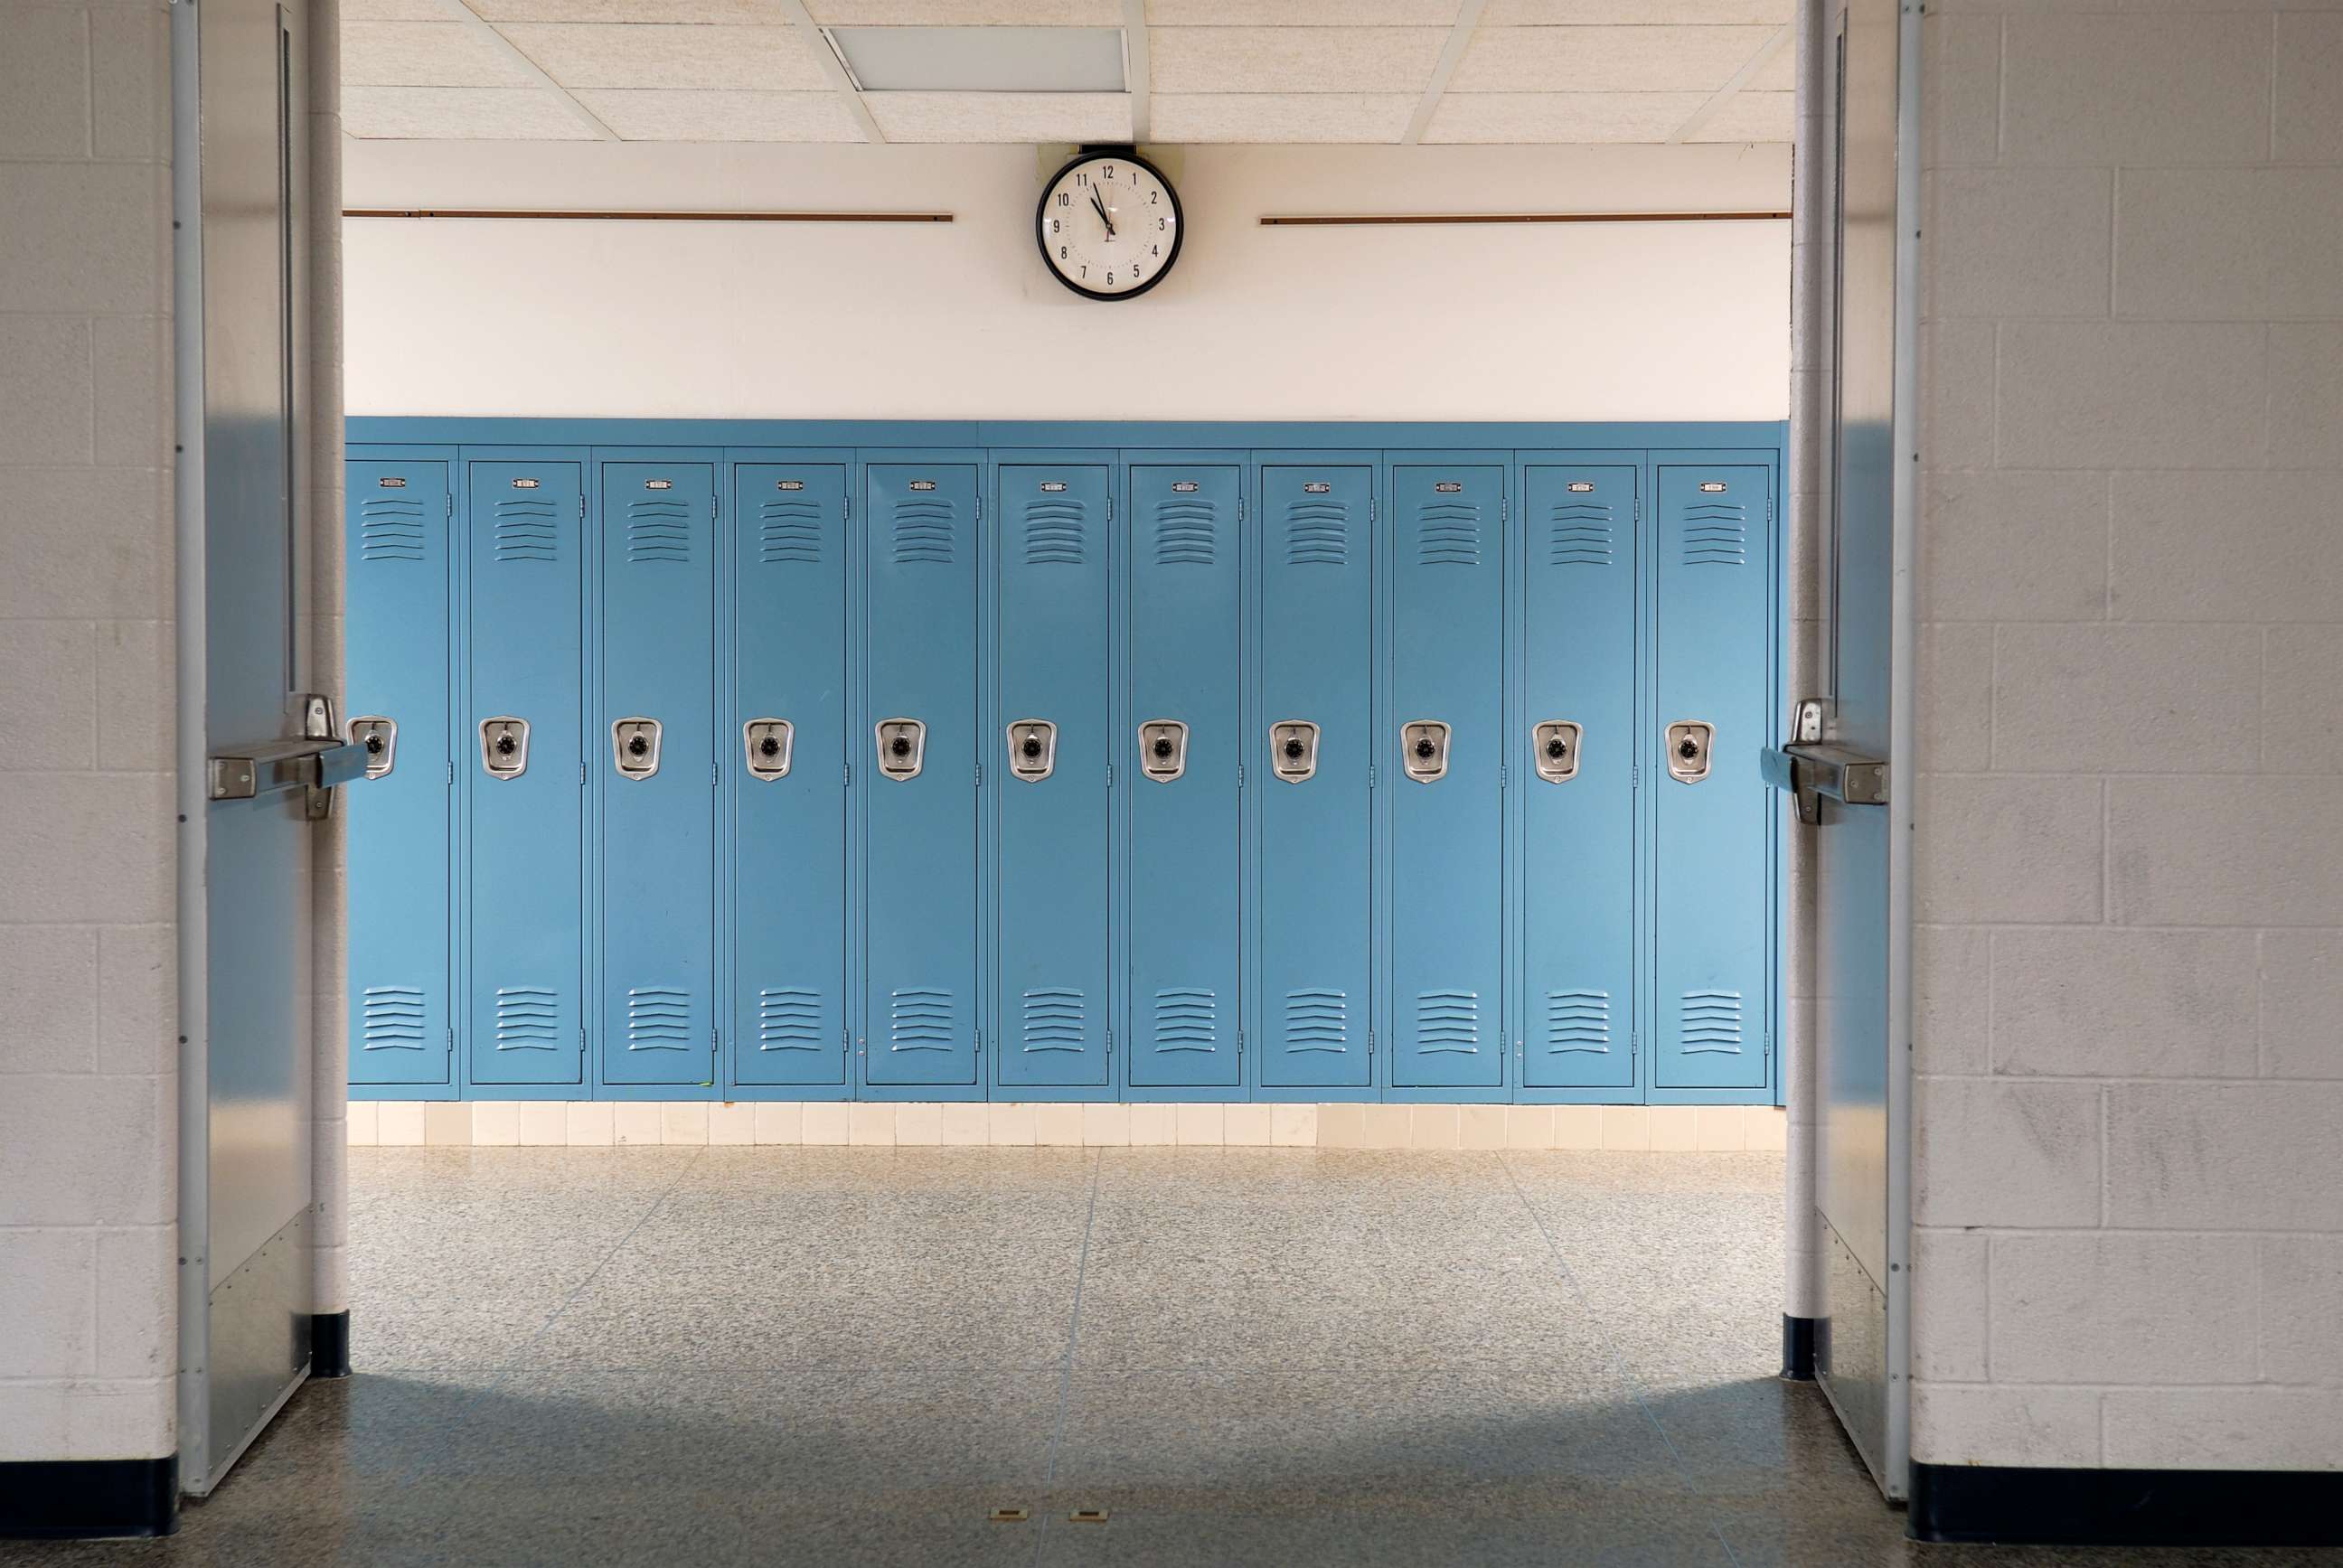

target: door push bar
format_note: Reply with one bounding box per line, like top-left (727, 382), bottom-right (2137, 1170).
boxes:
top-left (207, 694), bottom-right (376, 820)
top-left (1761, 699), bottom-right (1890, 825)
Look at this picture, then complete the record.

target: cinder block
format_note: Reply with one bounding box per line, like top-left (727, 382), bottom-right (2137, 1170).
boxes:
top-left (1409, 1105), bottom-right (1461, 1150)
top-left (2110, 779), bottom-right (2343, 928)
top-left (1920, 471), bottom-right (2107, 624)
top-left (471, 1102), bottom-right (521, 1146)
top-left (1175, 1103), bottom-right (1224, 1146)
top-left (1990, 624), bottom-right (2259, 775)
top-left (2118, 169), bottom-right (2343, 323)
top-left (893, 1102), bottom-right (942, 1146)
top-left (375, 1102), bottom-right (424, 1146)
top-left (1914, 776), bottom-right (2102, 925)
top-left (800, 1102), bottom-right (850, 1146)
top-left (94, 1226), bottom-right (173, 1380)
top-left (2001, 14), bottom-right (2270, 167)
top-left (1912, 1228), bottom-right (1988, 1383)
top-left (848, 1103), bottom-right (895, 1146)
top-left (2276, 12), bottom-right (2343, 162)
top-left (1505, 1104), bottom-right (1556, 1150)
top-left (95, 621), bottom-right (171, 775)
top-left (1990, 928), bottom-right (2257, 1079)
top-left (2270, 323), bottom-right (2343, 474)
top-left (707, 1102), bottom-right (755, 1145)
top-left (1222, 1103), bottom-right (1271, 1147)
top-left (0, 1379), bottom-right (172, 1466)
top-left (1920, 319), bottom-right (1996, 474)
top-left (2260, 1236), bottom-right (2343, 1386)
top-left (752, 1103), bottom-right (802, 1145)
top-left (2260, 933), bottom-right (2343, 1081)
top-left (1998, 322), bottom-right (2265, 471)
top-left (2106, 1083), bottom-right (2343, 1232)
top-left (2263, 628), bottom-right (2343, 778)
top-left (613, 1102), bottom-right (662, 1146)
top-left (1458, 1104), bottom-right (1506, 1150)
top-left (1917, 624), bottom-right (1991, 781)
top-left (0, 1230), bottom-right (95, 1378)
top-left (1082, 1102), bottom-right (1130, 1146)
top-left (940, 1103), bottom-right (988, 1145)
top-left (1929, 168), bottom-right (2112, 320)
top-left (423, 1102), bottom-right (471, 1147)
top-left (1989, 1232), bottom-right (2257, 1385)
top-left (2113, 473), bottom-right (2343, 624)
top-left (95, 925), bottom-right (174, 1080)
top-left (0, 319), bottom-right (93, 466)
top-left (1034, 1103), bottom-right (1085, 1147)
top-left (0, 926), bottom-right (98, 1075)
top-left (661, 1102), bottom-right (710, 1146)
top-left (89, 6), bottom-right (168, 161)
top-left (1920, 12), bottom-right (2000, 169)
top-left (1914, 925), bottom-right (1990, 1076)
top-left (1268, 1103), bottom-right (1316, 1147)
top-left (1128, 1103), bottom-right (1178, 1146)
top-left (2103, 1389), bottom-right (2343, 1471)
top-left (0, 776), bottom-right (173, 926)
top-left (0, 6), bottom-right (90, 159)
top-left (563, 1101), bottom-right (614, 1146)
top-left (1914, 1077), bottom-right (2099, 1228)
top-left (989, 1102), bottom-right (1037, 1146)
top-left (1911, 1385), bottom-right (2101, 1469)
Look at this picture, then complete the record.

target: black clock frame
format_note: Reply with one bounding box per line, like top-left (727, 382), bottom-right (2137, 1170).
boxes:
top-left (1035, 146), bottom-right (1184, 303)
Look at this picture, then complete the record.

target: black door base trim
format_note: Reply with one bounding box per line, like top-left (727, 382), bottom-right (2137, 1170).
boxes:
top-left (311, 1310), bottom-right (352, 1379)
top-left (1911, 1463), bottom-right (2343, 1546)
top-left (1779, 1314), bottom-right (1817, 1381)
top-left (0, 1457), bottom-right (178, 1540)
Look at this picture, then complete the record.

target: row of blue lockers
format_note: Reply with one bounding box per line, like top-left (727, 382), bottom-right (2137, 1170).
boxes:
top-left (343, 419), bottom-right (1783, 1104)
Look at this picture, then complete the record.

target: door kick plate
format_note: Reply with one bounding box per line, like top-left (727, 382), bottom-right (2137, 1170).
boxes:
top-left (744, 718), bottom-right (793, 781)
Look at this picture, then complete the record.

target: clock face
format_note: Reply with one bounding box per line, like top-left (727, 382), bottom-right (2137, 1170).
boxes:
top-left (1037, 152), bottom-right (1181, 301)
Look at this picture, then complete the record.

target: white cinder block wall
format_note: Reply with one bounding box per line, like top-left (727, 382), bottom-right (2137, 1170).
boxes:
top-left (1914, 0), bottom-right (2343, 1469)
top-left (0, 0), bottom-right (180, 1465)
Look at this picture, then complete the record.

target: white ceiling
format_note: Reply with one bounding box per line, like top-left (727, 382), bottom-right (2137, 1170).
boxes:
top-left (341, 0), bottom-right (1795, 146)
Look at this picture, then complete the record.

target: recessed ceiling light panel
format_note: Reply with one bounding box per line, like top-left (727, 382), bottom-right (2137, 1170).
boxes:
top-left (826, 26), bottom-right (1128, 94)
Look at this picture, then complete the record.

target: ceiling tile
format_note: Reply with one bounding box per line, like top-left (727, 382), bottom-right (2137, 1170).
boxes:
top-left (473, 0), bottom-right (783, 22)
top-left (1483, 0), bottom-right (1790, 23)
top-left (1685, 88), bottom-right (1791, 141)
top-left (861, 90), bottom-right (1131, 142)
top-left (1148, 0), bottom-right (1461, 22)
top-left (1421, 90), bottom-right (1708, 142)
top-left (1449, 23), bottom-right (1779, 93)
top-left (1149, 26), bottom-right (1449, 94)
top-left (497, 23), bottom-right (833, 91)
top-left (575, 89), bottom-right (866, 141)
top-left (342, 84), bottom-right (598, 138)
top-left (807, 0), bottom-right (1122, 22)
top-left (343, 20), bottom-right (538, 88)
top-left (1151, 91), bottom-right (1416, 142)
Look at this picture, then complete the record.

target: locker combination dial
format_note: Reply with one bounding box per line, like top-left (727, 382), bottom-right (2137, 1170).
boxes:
top-left (479, 717), bottom-right (529, 780)
top-left (743, 718), bottom-right (794, 782)
top-left (1532, 720), bottom-right (1582, 784)
top-left (349, 716), bottom-right (398, 781)
top-left (1007, 719), bottom-right (1057, 783)
top-left (1138, 719), bottom-right (1189, 783)
top-left (1666, 720), bottom-right (1715, 784)
top-left (1268, 720), bottom-right (1320, 784)
top-left (611, 718), bottom-right (663, 781)
top-left (1400, 720), bottom-right (1451, 784)
top-left (875, 718), bottom-right (926, 781)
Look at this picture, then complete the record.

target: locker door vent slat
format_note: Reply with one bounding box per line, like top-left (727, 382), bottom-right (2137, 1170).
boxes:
top-left (1679, 990), bottom-right (1745, 1053)
top-left (1281, 989), bottom-right (1349, 1053)
top-left (359, 498), bottom-right (428, 562)
top-left (755, 987), bottom-right (823, 1050)
top-left (1021, 501), bottom-right (1088, 566)
top-left (1282, 502), bottom-right (1350, 567)
top-left (888, 988), bottom-right (955, 1051)
top-left (1414, 503), bottom-right (1482, 568)
top-left (1678, 503), bottom-right (1749, 567)
top-left (1414, 990), bottom-right (1482, 1052)
top-left (1151, 987), bottom-right (1218, 1051)
top-left (1151, 501), bottom-right (1218, 567)
top-left (889, 501), bottom-right (957, 566)
top-left (1543, 989), bottom-right (1613, 1054)
top-left (625, 499), bottom-right (693, 565)
top-left (360, 985), bottom-right (428, 1049)
top-left (491, 498), bottom-right (560, 563)
top-left (493, 986), bottom-right (561, 1050)
top-left (1020, 987), bottom-right (1087, 1052)
top-left (1546, 502), bottom-right (1616, 567)
top-left (757, 500), bottom-right (823, 564)
top-left (625, 986), bottom-right (692, 1050)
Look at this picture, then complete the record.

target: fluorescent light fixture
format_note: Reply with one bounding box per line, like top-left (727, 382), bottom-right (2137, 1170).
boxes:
top-left (825, 26), bottom-right (1127, 94)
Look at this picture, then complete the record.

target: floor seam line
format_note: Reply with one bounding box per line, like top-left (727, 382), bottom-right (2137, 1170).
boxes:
top-left (1035, 1144), bottom-right (1105, 1564)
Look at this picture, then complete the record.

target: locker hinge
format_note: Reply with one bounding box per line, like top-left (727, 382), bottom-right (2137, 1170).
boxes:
top-left (975, 762), bottom-right (983, 786)
top-left (445, 1028), bottom-right (454, 1051)
top-left (711, 494), bottom-right (720, 519)
top-left (1237, 499), bottom-right (1246, 523)
top-left (1106, 763), bottom-right (1115, 786)
top-left (1500, 765), bottom-right (1508, 788)
top-left (1369, 764), bottom-right (1377, 789)
top-left (712, 763), bottom-right (720, 785)
top-left (1105, 1028), bottom-right (1115, 1050)
top-left (1107, 496), bottom-right (1115, 522)
top-left (842, 496), bottom-right (852, 521)
top-left (1236, 1030), bottom-right (1245, 1055)
top-left (579, 1027), bottom-right (587, 1050)
top-left (974, 498), bottom-right (982, 521)
top-left (444, 491), bottom-right (453, 518)
top-left (1237, 764), bottom-right (1245, 788)
top-left (446, 761), bottom-right (455, 785)
top-left (843, 763), bottom-right (852, 785)
top-left (577, 494), bottom-right (586, 519)
top-left (580, 763), bottom-right (588, 785)
top-left (1370, 497), bottom-right (1378, 523)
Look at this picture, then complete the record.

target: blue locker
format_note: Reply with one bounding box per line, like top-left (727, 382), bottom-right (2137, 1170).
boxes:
top-left (1389, 465), bottom-right (1506, 1091)
top-left (1126, 465), bottom-right (1242, 1090)
top-left (864, 464), bottom-right (980, 1088)
top-left (996, 465), bottom-right (1112, 1089)
top-left (1256, 465), bottom-right (1373, 1091)
top-left (1655, 464), bottom-right (1773, 1090)
top-left (732, 464), bottom-right (849, 1088)
top-left (1521, 465), bottom-right (1638, 1091)
top-left (466, 459), bottom-right (585, 1086)
top-left (345, 457), bottom-right (452, 1087)
top-left (599, 461), bottom-right (716, 1088)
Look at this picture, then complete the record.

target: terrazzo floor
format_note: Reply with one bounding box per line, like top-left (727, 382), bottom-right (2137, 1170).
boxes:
top-left (5, 1147), bottom-right (2328, 1567)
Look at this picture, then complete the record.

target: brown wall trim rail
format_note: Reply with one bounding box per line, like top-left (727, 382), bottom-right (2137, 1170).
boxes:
top-left (1259, 211), bottom-right (1790, 226)
top-left (343, 209), bottom-right (954, 223)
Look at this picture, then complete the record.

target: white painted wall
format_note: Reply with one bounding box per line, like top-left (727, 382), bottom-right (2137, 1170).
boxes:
top-left (343, 140), bottom-right (1789, 422)
top-left (1913, 2), bottom-right (2343, 1471)
top-left (0, 0), bottom-right (180, 1465)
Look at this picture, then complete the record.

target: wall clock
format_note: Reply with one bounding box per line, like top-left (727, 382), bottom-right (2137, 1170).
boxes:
top-left (1036, 147), bottom-right (1181, 301)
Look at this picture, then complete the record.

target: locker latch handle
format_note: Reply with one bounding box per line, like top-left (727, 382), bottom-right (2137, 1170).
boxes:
top-left (1007, 719), bottom-right (1057, 783)
top-left (1269, 720), bottom-right (1319, 784)
top-left (1138, 719), bottom-right (1189, 783)
top-left (1400, 720), bottom-right (1450, 784)
top-left (1665, 720), bottom-right (1714, 784)
top-left (612, 718), bottom-right (663, 781)
top-left (744, 718), bottom-right (793, 782)
top-left (479, 717), bottom-right (530, 780)
top-left (1532, 720), bottom-right (1581, 784)
top-left (349, 716), bottom-right (398, 781)
top-left (876, 718), bottom-right (926, 781)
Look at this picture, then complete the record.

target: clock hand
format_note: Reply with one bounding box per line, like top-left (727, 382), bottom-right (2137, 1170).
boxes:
top-left (1089, 188), bottom-right (1115, 239)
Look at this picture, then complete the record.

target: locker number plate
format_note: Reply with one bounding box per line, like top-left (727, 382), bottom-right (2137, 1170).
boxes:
top-left (1007, 719), bottom-right (1057, 783)
top-left (1269, 720), bottom-right (1320, 784)
top-left (876, 718), bottom-right (926, 781)
top-left (1532, 720), bottom-right (1582, 784)
top-left (1401, 720), bottom-right (1451, 784)
top-left (744, 718), bottom-right (794, 781)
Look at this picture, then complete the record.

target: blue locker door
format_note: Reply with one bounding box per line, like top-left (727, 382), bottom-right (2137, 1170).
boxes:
top-left (1521, 465), bottom-right (1638, 1090)
top-left (600, 462), bottom-right (716, 1087)
top-left (1655, 465), bottom-right (1773, 1089)
top-left (733, 464), bottom-right (849, 1087)
top-left (864, 464), bottom-right (980, 1087)
top-left (1257, 465), bottom-right (1372, 1091)
top-left (345, 458), bottom-right (452, 1086)
top-left (1127, 465), bottom-right (1242, 1090)
top-left (466, 460), bottom-right (585, 1086)
top-left (1390, 465), bottom-right (1506, 1090)
top-left (997, 465), bottom-right (1111, 1088)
